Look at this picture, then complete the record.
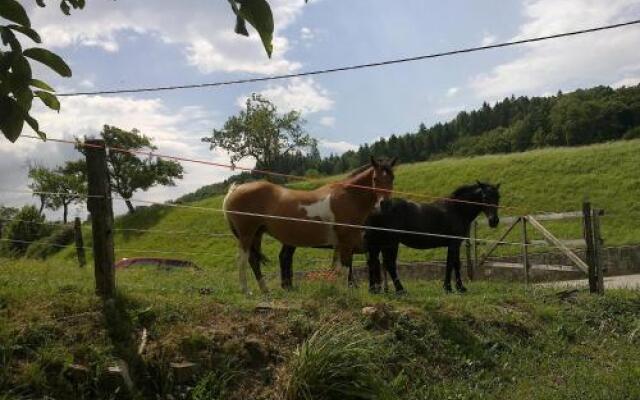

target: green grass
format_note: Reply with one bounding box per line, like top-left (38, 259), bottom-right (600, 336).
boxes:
top-left (1, 258), bottom-right (639, 399)
top-left (3, 140), bottom-right (640, 398)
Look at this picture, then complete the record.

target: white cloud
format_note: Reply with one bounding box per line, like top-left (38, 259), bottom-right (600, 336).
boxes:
top-left (0, 96), bottom-right (247, 217)
top-left (319, 139), bottom-right (358, 154)
top-left (480, 33), bottom-right (497, 46)
top-left (319, 116), bottom-right (336, 127)
top-left (29, 0), bottom-right (307, 75)
top-left (612, 76), bottom-right (640, 88)
top-left (446, 87), bottom-right (459, 97)
top-left (236, 78), bottom-right (333, 114)
top-left (300, 27), bottom-right (315, 41)
top-left (470, 0), bottom-right (640, 100)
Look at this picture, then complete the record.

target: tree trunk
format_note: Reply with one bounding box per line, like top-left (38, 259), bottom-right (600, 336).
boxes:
top-left (125, 199), bottom-right (135, 214)
top-left (63, 204), bottom-right (68, 224)
top-left (39, 197), bottom-right (45, 215)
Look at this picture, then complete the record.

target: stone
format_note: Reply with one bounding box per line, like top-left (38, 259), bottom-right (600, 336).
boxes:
top-left (66, 364), bottom-right (90, 382)
top-left (170, 361), bottom-right (198, 384)
top-left (361, 306), bottom-right (377, 316)
top-left (105, 360), bottom-right (133, 392)
top-left (255, 301), bottom-right (290, 313)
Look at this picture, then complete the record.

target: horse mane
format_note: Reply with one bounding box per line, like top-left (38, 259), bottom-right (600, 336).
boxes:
top-left (450, 183), bottom-right (480, 199)
top-left (346, 164), bottom-right (372, 177)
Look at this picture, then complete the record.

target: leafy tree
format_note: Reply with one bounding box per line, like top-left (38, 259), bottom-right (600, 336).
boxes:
top-left (0, 204), bottom-right (19, 238)
top-left (202, 93), bottom-right (316, 173)
top-left (81, 125), bottom-right (184, 213)
top-left (1, 0), bottom-right (294, 142)
top-left (0, 0), bottom-right (79, 142)
top-left (2, 204), bottom-right (48, 256)
top-left (28, 161), bottom-right (86, 223)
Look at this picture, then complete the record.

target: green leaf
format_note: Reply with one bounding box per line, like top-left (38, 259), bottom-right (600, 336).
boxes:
top-left (30, 79), bottom-right (55, 92)
top-left (23, 48), bottom-right (72, 77)
top-left (60, 1), bottom-right (71, 15)
top-left (237, 0), bottom-right (274, 58)
top-left (234, 15), bottom-right (249, 36)
top-left (23, 113), bottom-right (46, 140)
top-left (0, 27), bottom-right (22, 52)
top-left (0, 96), bottom-right (25, 142)
top-left (34, 90), bottom-right (60, 111)
top-left (0, 0), bottom-right (31, 28)
top-left (7, 25), bottom-right (42, 43)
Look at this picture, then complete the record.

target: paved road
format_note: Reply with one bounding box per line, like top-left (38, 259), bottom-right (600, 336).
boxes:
top-left (540, 274), bottom-right (640, 290)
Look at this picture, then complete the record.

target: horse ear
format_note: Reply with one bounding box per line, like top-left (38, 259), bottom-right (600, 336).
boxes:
top-left (496, 182), bottom-right (501, 190)
top-left (390, 157), bottom-right (398, 167)
top-left (476, 180), bottom-right (483, 187)
top-left (370, 156), bottom-right (379, 168)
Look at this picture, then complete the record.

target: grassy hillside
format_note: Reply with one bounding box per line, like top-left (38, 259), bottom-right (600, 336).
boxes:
top-left (49, 139), bottom-right (639, 271)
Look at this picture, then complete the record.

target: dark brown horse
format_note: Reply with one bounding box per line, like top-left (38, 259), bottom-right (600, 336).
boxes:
top-left (223, 157), bottom-right (396, 294)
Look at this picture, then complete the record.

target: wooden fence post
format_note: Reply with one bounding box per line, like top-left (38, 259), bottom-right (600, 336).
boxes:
top-left (85, 139), bottom-right (116, 299)
top-left (521, 217), bottom-right (530, 285)
top-left (74, 216), bottom-right (86, 268)
top-left (465, 240), bottom-right (473, 281)
top-left (582, 201), bottom-right (598, 294)
top-left (592, 209), bottom-right (605, 294)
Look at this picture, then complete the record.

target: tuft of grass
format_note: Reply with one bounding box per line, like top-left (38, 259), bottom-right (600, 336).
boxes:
top-left (190, 356), bottom-right (242, 400)
top-left (280, 323), bottom-right (392, 400)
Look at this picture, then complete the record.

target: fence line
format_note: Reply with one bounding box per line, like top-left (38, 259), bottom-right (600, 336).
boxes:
top-left (54, 19), bottom-right (640, 97)
top-left (125, 196), bottom-right (551, 248)
top-left (21, 135), bottom-right (559, 215)
top-left (0, 238), bottom-right (216, 256)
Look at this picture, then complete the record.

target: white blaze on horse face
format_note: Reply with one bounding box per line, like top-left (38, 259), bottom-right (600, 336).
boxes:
top-left (300, 195), bottom-right (337, 245)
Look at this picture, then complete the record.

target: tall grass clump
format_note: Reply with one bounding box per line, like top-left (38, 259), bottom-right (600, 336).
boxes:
top-left (280, 324), bottom-right (392, 400)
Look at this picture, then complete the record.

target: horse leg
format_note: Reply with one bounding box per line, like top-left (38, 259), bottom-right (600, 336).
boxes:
top-left (444, 244), bottom-right (454, 293)
top-left (248, 229), bottom-right (268, 294)
top-left (383, 244), bottom-right (405, 294)
top-left (338, 245), bottom-right (357, 288)
top-left (451, 243), bottom-right (467, 293)
top-left (382, 268), bottom-right (389, 293)
top-left (237, 239), bottom-right (252, 295)
top-left (366, 246), bottom-right (382, 293)
top-left (279, 245), bottom-right (296, 290)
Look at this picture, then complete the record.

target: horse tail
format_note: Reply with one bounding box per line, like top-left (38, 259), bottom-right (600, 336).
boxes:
top-left (223, 183), bottom-right (239, 237)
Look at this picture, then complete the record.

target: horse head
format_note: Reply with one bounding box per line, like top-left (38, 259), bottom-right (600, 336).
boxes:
top-left (370, 156), bottom-right (398, 199)
top-left (476, 180), bottom-right (501, 228)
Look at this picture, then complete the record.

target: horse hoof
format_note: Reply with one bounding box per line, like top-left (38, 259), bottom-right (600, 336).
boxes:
top-left (395, 289), bottom-right (407, 296)
top-left (369, 285), bottom-right (382, 294)
top-left (456, 285), bottom-right (467, 293)
top-left (443, 286), bottom-right (453, 294)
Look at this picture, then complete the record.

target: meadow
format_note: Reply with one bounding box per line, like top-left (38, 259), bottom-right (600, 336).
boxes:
top-left (2, 140), bottom-right (640, 399)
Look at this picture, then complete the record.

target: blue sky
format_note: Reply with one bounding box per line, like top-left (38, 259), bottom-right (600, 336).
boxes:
top-left (2, 0), bottom-right (640, 218)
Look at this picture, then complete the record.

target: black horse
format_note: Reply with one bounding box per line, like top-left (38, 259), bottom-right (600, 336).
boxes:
top-left (365, 181), bottom-right (501, 293)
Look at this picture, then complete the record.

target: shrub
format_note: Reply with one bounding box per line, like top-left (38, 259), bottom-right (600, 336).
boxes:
top-left (280, 324), bottom-right (392, 400)
top-left (25, 225), bottom-right (74, 259)
top-left (623, 126), bottom-right (640, 140)
top-left (1, 206), bottom-right (50, 257)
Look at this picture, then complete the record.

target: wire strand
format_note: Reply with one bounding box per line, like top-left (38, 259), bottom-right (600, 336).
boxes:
top-left (54, 19), bottom-right (640, 97)
top-left (124, 196), bottom-right (548, 248)
top-left (21, 135), bottom-right (548, 214)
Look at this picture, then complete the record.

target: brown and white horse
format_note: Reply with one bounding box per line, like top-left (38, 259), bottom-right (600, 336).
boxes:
top-left (223, 157), bottom-right (397, 294)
